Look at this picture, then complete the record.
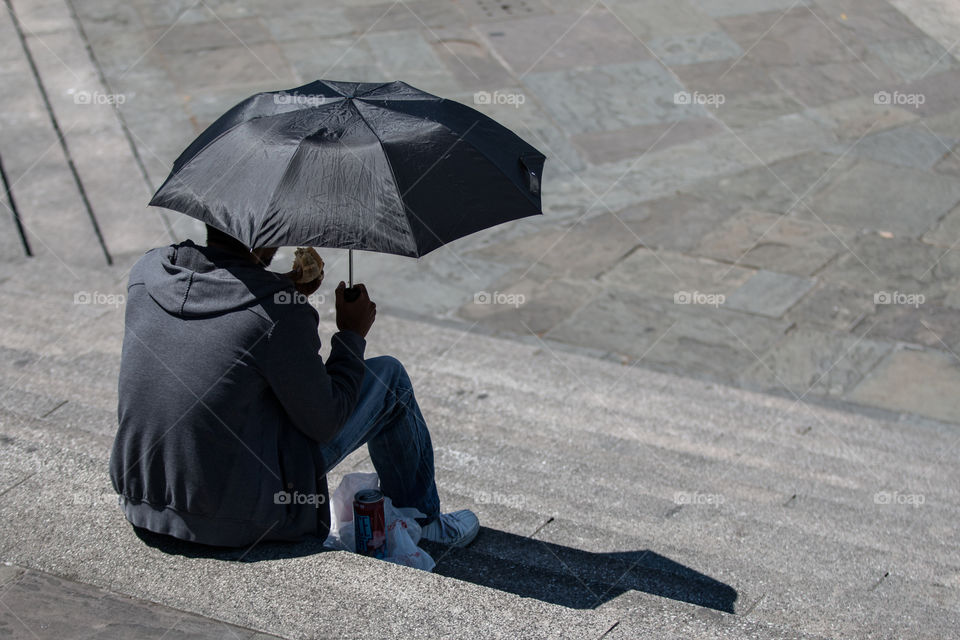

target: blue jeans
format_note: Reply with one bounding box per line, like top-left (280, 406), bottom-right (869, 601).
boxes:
top-left (316, 355), bottom-right (440, 526)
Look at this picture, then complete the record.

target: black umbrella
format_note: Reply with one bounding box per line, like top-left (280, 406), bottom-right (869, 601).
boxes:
top-left (149, 79), bottom-right (545, 288)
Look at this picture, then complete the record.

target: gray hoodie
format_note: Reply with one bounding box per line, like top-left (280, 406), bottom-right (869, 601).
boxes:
top-left (109, 239), bottom-right (367, 547)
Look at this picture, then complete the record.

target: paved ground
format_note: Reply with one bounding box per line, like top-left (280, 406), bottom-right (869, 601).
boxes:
top-left (4, 0), bottom-right (960, 423)
top-left (1, 0), bottom-right (959, 637)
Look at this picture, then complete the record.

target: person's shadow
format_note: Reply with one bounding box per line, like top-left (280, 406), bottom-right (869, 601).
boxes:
top-left (135, 525), bottom-right (737, 613)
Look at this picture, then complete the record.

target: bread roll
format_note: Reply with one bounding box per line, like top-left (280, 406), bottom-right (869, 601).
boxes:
top-left (292, 247), bottom-right (324, 284)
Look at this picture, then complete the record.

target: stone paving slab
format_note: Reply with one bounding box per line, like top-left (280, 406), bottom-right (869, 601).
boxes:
top-left (2, 0), bottom-right (959, 472)
top-left (847, 347), bottom-right (960, 423)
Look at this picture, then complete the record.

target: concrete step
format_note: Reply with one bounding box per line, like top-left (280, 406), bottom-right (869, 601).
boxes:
top-left (1, 257), bottom-right (957, 638)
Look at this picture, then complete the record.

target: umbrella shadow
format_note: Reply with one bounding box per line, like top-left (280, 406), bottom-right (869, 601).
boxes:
top-left (421, 527), bottom-right (738, 613)
top-left (134, 525), bottom-right (736, 613)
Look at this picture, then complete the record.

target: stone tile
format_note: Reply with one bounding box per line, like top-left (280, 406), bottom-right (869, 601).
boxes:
top-left (261, 4), bottom-right (355, 42)
top-left (701, 0), bottom-right (811, 18)
top-left (713, 91), bottom-right (806, 129)
top-left (159, 43), bottom-right (296, 93)
top-left (145, 16), bottom-right (274, 54)
top-left (343, 0), bottom-right (470, 31)
top-left (278, 36), bottom-right (381, 85)
top-left (457, 274), bottom-right (595, 336)
top-left (923, 107), bottom-right (960, 138)
top-left (647, 30), bottom-right (743, 66)
top-left (739, 327), bottom-right (892, 396)
top-left (458, 0), bottom-right (552, 22)
top-left (723, 270), bottom-right (816, 317)
top-left (820, 234), bottom-right (960, 300)
top-left (694, 209), bottom-right (855, 276)
top-left (599, 248), bottom-right (754, 299)
top-left (717, 7), bottom-right (865, 67)
top-left (132, 0), bottom-right (252, 28)
top-left (614, 192), bottom-right (742, 253)
top-left (428, 27), bottom-right (513, 91)
top-left (672, 58), bottom-right (780, 98)
top-left (847, 348), bottom-right (960, 424)
top-left (932, 142), bottom-right (960, 179)
top-left (365, 31), bottom-right (460, 96)
top-left (768, 60), bottom-right (898, 107)
top-left (785, 283), bottom-right (875, 331)
top-left (866, 36), bottom-right (960, 82)
top-left (807, 158), bottom-right (960, 236)
top-left (602, 0), bottom-right (719, 40)
top-left (819, 2), bottom-right (930, 43)
top-left (545, 288), bottom-right (790, 381)
top-left (804, 95), bottom-right (919, 141)
top-left (571, 118), bottom-right (724, 165)
top-left (684, 152), bottom-right (858, 216)
top-left (890, 69), bottom-right (960, 117)
top-left (922, 203), bottom-right (960, 247)
top-left (522, 61), bottom-right (707, 134)
top-left (482, 9), bottom-right (651, 75)
top-left (835, 123), bottom-right (958, 169)
top-left (468, 213), bottom-right (642, 280)
top-left (857, 303), bottom-right (960, 352)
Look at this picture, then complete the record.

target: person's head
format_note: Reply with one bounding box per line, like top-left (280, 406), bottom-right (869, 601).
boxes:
top-left (205, 224), bottom-right (277, 267)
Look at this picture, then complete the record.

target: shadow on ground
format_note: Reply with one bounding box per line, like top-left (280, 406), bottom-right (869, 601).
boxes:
top-left (135, 525), bottom-right (737, 613)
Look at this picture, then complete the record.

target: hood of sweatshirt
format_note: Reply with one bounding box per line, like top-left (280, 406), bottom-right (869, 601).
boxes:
top-left (140, 239), bottom-right (293, 317)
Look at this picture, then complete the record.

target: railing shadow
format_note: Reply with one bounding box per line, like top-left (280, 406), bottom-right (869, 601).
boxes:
top-left (135, 525), bottom-right (736, 613)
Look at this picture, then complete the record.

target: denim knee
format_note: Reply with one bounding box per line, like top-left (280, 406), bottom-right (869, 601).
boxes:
top-left (365, 355), bottom-right (410, 390)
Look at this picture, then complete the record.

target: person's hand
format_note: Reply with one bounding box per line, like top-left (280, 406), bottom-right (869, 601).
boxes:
top-left (336, 281), bottom-right (376, 338)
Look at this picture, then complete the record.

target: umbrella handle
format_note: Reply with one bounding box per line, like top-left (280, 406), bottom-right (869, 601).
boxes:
top-left (344, 249), bottom-right (361, 302)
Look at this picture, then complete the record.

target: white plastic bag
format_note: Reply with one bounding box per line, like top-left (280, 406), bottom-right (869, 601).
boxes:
top-left (324, 472), bottom-right (435, 572)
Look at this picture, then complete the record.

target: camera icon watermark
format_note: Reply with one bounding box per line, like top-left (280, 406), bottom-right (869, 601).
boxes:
top-left (873, 90), bottom-right (925, 109)
top-left (74, 291), bottom-right (125, 308)
top-left (474, 290), bottom-right (526, 308)
top-left (674, 91), bottom-right (725, 108)
top-left (673, 290), bottom-right (725, 307)
top-left (274, 490), bottom-right (326, 505)
top-left (273, 92), bottom-right (328, 107)
top-left (72, 89), bottom-right (126, 105)
top-left (274, 290), bottom-right (326, 306)
top-left (673, 491), bottom-right (725, 508)
top-left (473, 90), bottom-right (526, 108)
top-left (874, 291), bottom-right (924, 308)
top-left (873, 491), bottom-right (924, 507)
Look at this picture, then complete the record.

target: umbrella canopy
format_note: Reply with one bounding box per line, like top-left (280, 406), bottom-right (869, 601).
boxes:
top-left (149, 80), bottom-right (546, 257)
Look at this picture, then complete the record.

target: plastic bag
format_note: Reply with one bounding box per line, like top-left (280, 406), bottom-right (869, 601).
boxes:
top-left (324, 472), bottom-right (435, 572)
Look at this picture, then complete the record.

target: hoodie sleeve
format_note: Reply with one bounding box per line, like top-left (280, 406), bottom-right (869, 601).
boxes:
top-left (255, 305), bottom-right (367, 444)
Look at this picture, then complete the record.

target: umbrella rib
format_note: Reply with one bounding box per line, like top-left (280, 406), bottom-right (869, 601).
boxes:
top-left (348, 103), bottom-right (419, 254)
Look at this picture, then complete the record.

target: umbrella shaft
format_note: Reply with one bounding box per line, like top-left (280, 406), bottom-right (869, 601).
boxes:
top-left (348, 249), bottom-right (353, 288)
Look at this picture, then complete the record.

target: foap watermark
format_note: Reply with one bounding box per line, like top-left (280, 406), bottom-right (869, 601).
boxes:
top-left (475, 490), bottom-right (525, 510)
top-left (674, 90), bottom-right (725, 108)
top-left (874, 90), bottom-right (925, 109)
top-left (71, 89), bottom-right (126, 105)
top-left (874, 491), bottom-right (925, 508)
top-left (473, 90), bottom-right (526, 108)
top-left (274, 490), bottom-right (327, 505)
top-left (74, 291), bottom-right (125, 308)
top-left (874, 291), bottom-right (924, 308)
top-left (674, 290), bottom-right (725, 307)
top-left (273, 92), bottom-right (329, 107)
top-left (474, 290), bottom-right (525, 308)
top-left (274, 291), bottom-right (326, 306)
top-left (674, 491), bottom-right (725, 507)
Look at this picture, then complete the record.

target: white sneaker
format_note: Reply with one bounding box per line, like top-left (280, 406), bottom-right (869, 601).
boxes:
top-left (420, 509), bottom-right (479, 547)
